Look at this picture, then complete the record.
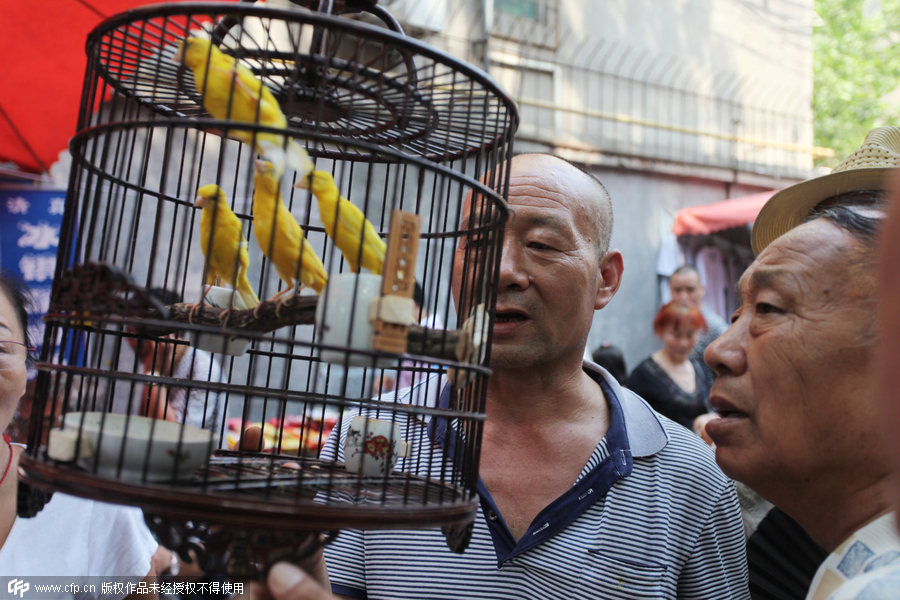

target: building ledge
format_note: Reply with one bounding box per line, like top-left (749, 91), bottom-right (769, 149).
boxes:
top-left (515, 137), bottom-right (812, 188)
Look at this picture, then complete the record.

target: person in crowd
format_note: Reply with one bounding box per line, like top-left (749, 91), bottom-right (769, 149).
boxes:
top-left (0, 270), bottom-right (159, 588)
top-left (705, 127), bottom-right (900, 599)
top-left (590, 342), bottom-right (627, 385)
top-left (626, 301), bottom-right (711, 430)
top-left (291, 153), bottom-right (748, 599)
top-left (128, 288), bottom-right (225, 432)
top-left (669, 265), bottom-right (728, 380)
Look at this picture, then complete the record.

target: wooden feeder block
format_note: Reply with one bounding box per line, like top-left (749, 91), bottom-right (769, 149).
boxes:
top-left (371, 210), bottom-right (422, 354)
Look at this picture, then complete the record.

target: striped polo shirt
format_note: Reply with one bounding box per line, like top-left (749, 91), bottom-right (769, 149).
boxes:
top-left (321, 363), bottom-right (750, 599)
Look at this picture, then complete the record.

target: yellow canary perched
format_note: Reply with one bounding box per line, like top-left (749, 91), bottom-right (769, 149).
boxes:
top-left (173, 37), bottom-right (314, 178)
top-left (194, 184), bottom-right (260, 309)
top-left (253, 161), bottom-right (328, 295)
top-left (295, 170), bottom-right (386, 275)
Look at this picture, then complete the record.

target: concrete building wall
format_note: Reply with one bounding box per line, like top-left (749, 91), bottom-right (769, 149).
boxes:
top-left (389, 0), bottom-right (818, 176)
top-left (383, 0), bottom-right (817, 369)
top-left (586, 166), bottom-right (765, 367)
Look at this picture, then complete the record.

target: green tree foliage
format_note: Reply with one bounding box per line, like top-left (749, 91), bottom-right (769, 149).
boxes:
top-left (815, 0), bottom-right (900, 166)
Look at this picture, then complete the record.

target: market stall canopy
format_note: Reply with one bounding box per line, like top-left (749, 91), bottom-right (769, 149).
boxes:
top-left (0, 0), bottom-right (237, 174)
top-left (672, 190), bottom-right (778, 237)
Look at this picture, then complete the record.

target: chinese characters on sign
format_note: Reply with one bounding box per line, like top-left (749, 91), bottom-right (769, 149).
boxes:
top-left (0, 187), bottom-right (66, 369)
top-left (1, 187), bottom-right (86, 442)
top-left (0, 186), bottom-right (66, 390)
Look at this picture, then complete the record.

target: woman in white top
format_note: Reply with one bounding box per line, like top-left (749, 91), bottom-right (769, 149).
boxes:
top-left (0, 271), bottom-right (158, 593)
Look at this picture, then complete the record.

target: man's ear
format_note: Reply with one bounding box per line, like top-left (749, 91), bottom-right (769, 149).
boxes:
top-left (595, 250), bottom-right (624, 310)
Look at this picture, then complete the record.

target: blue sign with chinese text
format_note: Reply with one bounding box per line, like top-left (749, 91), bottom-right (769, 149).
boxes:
top-left (0, 187), bottom-right (67, 368)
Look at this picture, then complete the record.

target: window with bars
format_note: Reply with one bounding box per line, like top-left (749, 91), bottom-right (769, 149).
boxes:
top-left (495, 0), bottom-right (541, 20)
top-left (491, 0), bottom-right (557, 48)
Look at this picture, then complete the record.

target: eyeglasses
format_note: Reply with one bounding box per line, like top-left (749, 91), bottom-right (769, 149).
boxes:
top-left (0, 340), bottom-right (36, 372)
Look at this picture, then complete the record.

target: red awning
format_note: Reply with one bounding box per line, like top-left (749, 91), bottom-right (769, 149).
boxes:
top-left (672, 190), bottom-right (778, 237)
top-left (0, 0), bottom-right (237, 174)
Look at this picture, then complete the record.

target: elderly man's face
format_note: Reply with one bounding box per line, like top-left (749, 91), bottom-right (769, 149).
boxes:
top-left (704, 219), bottom-right (878, 491)
top-left (452, 155), bottom-right (616, 370)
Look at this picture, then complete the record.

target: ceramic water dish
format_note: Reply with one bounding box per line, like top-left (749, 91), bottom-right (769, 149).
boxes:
top-left (47, 412), bottom-right (216, 481)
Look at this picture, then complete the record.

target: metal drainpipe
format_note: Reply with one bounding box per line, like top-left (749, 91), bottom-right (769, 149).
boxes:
top-left (482, 0), bottom-right (492, 72)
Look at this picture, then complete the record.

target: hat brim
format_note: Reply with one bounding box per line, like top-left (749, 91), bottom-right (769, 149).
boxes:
top-left (751, 168), bottom-right (892, 255)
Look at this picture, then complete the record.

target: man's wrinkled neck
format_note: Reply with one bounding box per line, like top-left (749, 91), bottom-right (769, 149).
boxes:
top-left (485, 356), bottom-right (605, 425)
top-left (771, 470), bottom-right (898, 553)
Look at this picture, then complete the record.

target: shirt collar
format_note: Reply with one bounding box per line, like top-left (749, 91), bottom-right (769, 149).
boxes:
top-left (427, 363), bottom-right (668, 459)
top-left (426, 363), bottom-right (668, 563)
top-left (582, 360), bottom-right (669, 457)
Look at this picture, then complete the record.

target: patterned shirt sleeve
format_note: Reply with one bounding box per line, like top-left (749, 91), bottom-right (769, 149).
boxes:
top-left (676, 482), bottom-right (751, 599)
top-left (320, 418), bottom-right (370, 598)
top-left (325, 528), bottom-right (369, 599)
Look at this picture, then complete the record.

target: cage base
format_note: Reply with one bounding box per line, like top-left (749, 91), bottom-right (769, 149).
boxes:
top-left (19, 452), bottom-right (476, 552)
top-left (145, 514), bottom-right (336, 577)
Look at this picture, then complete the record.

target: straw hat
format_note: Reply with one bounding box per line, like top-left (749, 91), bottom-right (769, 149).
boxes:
top-left (751, 126), bottom-right (900, 254)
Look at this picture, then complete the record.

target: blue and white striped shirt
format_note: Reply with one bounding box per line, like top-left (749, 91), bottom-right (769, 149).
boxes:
top-left (321, 363), bottom-right (749, 599)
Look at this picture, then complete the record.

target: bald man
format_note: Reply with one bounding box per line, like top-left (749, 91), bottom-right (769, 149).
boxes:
top-left (312, 154), bottom-right (749, 599)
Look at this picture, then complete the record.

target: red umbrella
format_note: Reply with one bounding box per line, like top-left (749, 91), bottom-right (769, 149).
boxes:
top-left (0, 1), bottom-right (206, 174)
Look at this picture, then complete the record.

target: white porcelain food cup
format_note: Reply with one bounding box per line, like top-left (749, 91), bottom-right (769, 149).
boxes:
top-left (188, 285), bottom-right (251, 356)
top-left (343, 415), bottom-right (411, 477)
top-left (316, 274), bottom-right (397, 368)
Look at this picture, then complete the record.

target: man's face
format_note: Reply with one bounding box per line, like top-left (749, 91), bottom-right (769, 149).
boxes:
top-left (452, 156), bottom-right (618, 370)
top-left (878, 176), bottom-right (900, 509)
top-left (669, 271), bottom-right (704, 307)
top-left (704, 219), bottom-right (879, 493)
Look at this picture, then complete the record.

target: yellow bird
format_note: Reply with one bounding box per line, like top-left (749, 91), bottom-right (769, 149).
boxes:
top-left (253, 161), bottom-right (328, 296)
top-left (295, 170), bottom-right (386, 275)
top-left (173, 37), bottom-right (314, 178)
top-left (194, 184), bottom-right (260, 310)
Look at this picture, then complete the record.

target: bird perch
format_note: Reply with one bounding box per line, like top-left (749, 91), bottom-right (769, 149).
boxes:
top-left (154, 294), bottom-right (463, 362)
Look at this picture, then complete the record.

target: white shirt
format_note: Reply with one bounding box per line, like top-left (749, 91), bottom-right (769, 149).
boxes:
top-left (805, 512), bottom-right (900, 600)
top-left (0, 492), bottom-right (157, 598)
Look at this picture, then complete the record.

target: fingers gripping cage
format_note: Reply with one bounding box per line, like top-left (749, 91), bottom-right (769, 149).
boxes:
top-left (17, 1), bottom-right (517, 575)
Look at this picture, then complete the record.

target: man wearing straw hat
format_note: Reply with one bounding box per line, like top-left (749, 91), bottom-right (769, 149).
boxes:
top-left (704, 127), bottom-right (900, 600)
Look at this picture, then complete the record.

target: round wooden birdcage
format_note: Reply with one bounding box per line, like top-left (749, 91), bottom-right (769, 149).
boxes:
top-left (18, 0), bottom-right (517, 577)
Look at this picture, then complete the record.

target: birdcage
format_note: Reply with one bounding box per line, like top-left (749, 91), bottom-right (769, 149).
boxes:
top-left (18, 0), bottom-right (517, 576)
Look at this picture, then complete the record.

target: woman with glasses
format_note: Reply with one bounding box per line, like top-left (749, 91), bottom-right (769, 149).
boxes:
top-left (0, 271), bottom-right (160, 587)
